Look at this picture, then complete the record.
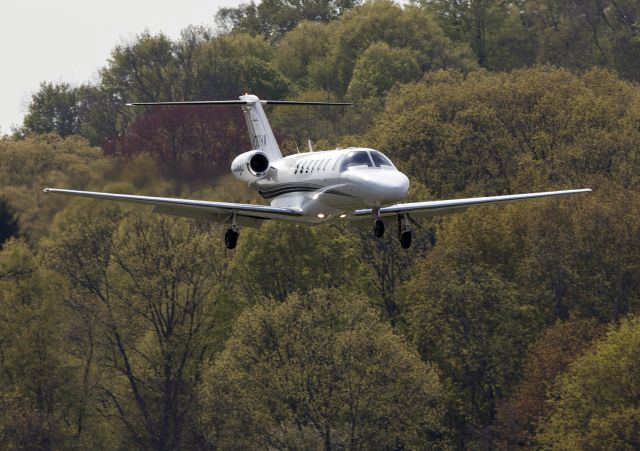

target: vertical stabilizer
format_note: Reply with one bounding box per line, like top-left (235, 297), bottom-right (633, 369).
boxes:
top-left (240, 94), bottom-right (282, 161)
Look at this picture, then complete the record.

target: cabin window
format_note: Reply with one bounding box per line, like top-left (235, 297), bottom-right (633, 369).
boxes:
top-left (322, 159), bottom-right (330, 171)
top-left (294, 162), bottom-right (300, 174)
top-left (340, 151), bottom-right (373, 172)
top-left (332, 156), bottom-right (344, 172)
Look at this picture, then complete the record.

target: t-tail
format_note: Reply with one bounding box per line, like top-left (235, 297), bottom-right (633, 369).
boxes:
top-left (127, 95), bottom-right (352, 161)
top-left (239, 94), bottom-right (282, 161)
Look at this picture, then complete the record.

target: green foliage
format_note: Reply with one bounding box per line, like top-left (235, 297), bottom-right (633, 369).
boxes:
top-left (327, 0), bottom-right (475, 94)
top-left (41, 204), bottom-right (231, 449)
top-left (273, 21), bottom-right (333, 84)
top-left (0, 135), bottom-right (106, 242)
top-left (228, 221), bottom-right (364, 302)
top-left (198, 289), bottom-right (448, 449)
top-left (21, 82), bottom-right (80, 138)
top-left (370, 67), bottom-right (640, 197)
top-left (0, 197), bottom-right (19, 247)
top-left (347, 42), bottom-right (421, 100)
top-left (7, 2), bottom-right (640, 448)
top-left (0, 240), bottom-right (79, 449)
top-left (536, 316), bottom-right (640, 450)
top-left (423, 0), bottom-right (535, 69)
top-left (238, 55), bottom-right (292, 98)
top-left (216, 0), bottom-right (360, 40)
top-left (494, 318), bottom-right (605, 449)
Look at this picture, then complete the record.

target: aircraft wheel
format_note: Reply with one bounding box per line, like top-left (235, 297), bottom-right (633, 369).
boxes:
top-left (374, 219), bottom-right (385, 238)
top-left (399, 231), bottom-right (412, 249)
top-left (225, 229), bottom-right (239, 249)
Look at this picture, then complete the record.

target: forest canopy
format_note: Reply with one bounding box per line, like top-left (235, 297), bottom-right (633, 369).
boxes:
top-left (2, 0), bottom-right (640, 449)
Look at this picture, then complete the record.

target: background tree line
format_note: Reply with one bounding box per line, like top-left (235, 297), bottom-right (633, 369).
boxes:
top-left (1, 0), bottom-right (640, 449)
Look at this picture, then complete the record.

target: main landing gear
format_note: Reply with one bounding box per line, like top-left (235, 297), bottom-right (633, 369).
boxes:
top-left (372, 209), bottom-right (412, 249)
top-left (398, 213), bottom-right (411, 249)
top-left (225, 211), bottom-right (240, 250)
top-left (373, 208), bottom-right (385, 237)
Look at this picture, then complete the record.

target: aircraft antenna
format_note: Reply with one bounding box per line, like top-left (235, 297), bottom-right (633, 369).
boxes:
top-left (308, 139), bottom-right (314, 152)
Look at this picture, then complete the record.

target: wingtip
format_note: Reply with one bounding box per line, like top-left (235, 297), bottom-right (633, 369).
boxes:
top-left (42, 188), bottom-right (50, 193)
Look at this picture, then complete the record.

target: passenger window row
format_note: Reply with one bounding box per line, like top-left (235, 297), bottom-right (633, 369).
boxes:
top-left (293, 151), bottom-right (394, 174)
top-left (294, 158), bottom-right (333, 174)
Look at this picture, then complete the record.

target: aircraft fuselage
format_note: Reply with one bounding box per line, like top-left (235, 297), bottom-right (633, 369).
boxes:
top-left (253, 147), bottom-right (410, 223)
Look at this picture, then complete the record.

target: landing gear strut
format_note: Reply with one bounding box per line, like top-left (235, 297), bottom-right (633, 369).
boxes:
top-left (398, 213), bottom-right (411, 249)
top-left (372, 208), bottom-right (385, 237)
top-left (225, 211), bottom-right (240, 250)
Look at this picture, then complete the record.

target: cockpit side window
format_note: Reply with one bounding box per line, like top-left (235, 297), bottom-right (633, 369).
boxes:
top-left (370, 151), bottom-right (394, 168)
top-left (339, 151), bottom-right (373, 172)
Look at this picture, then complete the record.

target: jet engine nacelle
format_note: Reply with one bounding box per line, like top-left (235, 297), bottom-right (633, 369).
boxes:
top-left (231, 150), bottom-right (270, 183)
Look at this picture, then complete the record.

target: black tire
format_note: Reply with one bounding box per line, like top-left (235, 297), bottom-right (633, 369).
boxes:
top-left (374, 219), bottom-right (385, 238)
top-left (399, 231), bottom-right (412, 249)
top-left (225, 229), bottom-right (239, 249)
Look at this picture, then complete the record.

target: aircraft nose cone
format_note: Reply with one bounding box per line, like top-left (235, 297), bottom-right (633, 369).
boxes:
top-left (383, 171), bottom-right (410, 201)
top-left (348, 170), bottom-right (410, 206)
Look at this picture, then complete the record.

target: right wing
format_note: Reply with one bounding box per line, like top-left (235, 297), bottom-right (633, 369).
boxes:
top-left (43, 188), bottom-right (302, 227)
top-left (351, 188), bottom-right (592, 219)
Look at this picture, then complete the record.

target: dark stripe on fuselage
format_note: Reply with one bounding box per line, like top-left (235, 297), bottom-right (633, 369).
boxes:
top-left (258, 187), bottom-right (357, 200)
top-left (257, 183), bottom-right (322, 196)
top-left (259, 188), bottom-right (316, 199)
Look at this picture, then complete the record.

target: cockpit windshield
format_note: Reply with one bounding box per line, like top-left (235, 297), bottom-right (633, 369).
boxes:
top-left (370, 151), bottom-right (394, 167)
top-left (339, 151), bottom-right (373, 172)
top-left (339, 150), bottom-right (395, 172)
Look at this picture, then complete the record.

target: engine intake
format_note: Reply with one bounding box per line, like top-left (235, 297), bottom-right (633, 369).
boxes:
top-left (231, 150), bottom-right (271, 182)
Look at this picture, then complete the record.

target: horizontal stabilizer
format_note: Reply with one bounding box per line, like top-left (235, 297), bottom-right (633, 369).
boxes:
top-left (126, 100), bottom-right (353, 107)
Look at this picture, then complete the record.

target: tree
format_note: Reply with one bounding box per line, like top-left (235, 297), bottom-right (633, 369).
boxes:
top-left (216, 0), bottom-right (361, 40)
top-left (198, 289), bottom-right (448, 449)
top-left (227, 221), bottom-right (364, 303)
top-left (42, 204), bottom-right (229, 449)
top-left (494, 318), bottom-right (604, 449)
top-left (0, 134), bottom-right (105, 242)
top-left (423, 0), bottom-right (535, 69)
top-left (536, 316), bottom-right (640, 450)
top-left (0, 197), bottom-right (19, 247)
top-left (522, 0), bottom-right (640, 81)
top-left (369, 67), bottom-right (640, 198)
top-left (273, 21), bottom-right (333, 86)
top-left (347, 42), bottom-right (421, 100)
top-left (405, 255), bottom-right (537, 448)
top-left (22, 82), bottom-right (79, 137)
top-left (324, 0), bottom-right (475, 95)
top-left (0, 240), bottom-right (81, 449)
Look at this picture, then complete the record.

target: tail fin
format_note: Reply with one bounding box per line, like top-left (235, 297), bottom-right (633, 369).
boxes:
top-left (239, 94), bottom-right (282, 161)
top-left (127, 96), bottom-right (352, 162)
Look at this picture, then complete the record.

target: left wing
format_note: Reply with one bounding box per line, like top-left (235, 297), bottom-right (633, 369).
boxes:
top-left (43, 188), bottom-right (302, 227)
top-left (352, 189), bottom-right (592, 219)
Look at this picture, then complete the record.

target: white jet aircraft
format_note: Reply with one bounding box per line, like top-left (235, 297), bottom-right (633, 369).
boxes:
top-left (44, 94), bottom-right (591, 249)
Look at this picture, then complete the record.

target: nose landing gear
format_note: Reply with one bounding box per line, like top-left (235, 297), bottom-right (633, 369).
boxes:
top-left (398, 213), bottom-right (411, 249)
top-left (225, 211), bottom-right (240, 250)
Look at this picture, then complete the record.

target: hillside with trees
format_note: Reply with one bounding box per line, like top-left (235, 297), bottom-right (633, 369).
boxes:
top-left (1, 0), bottom-right (640, 449)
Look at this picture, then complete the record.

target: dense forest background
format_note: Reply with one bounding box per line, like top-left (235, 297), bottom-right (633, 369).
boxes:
top-left (1, 0), bottom-right (640, 449)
